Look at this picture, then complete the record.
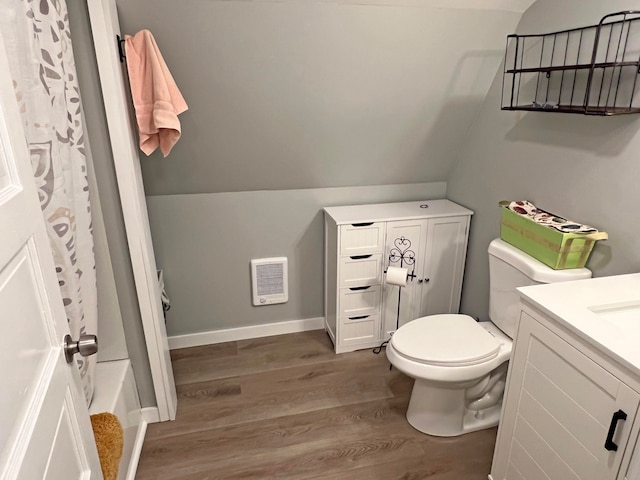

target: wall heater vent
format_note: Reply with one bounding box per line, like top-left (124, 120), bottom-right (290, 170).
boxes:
top-left (251, 257), bottom-right (288, 306)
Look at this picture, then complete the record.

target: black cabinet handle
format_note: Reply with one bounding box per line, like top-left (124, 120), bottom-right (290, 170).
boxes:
top-left (348, 315), bottom-right (370, 320)
top-left (349, 286), bottom-right (371, 291)
top-left (604, 409), bottom-right (627, 452)
top-left (350, 255), bottom-right (372, 260)
top-left (351, 222), bottom-right (374, 227)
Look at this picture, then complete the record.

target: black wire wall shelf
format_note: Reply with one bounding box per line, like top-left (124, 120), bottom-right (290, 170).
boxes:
top-left (502, 11), bottom-right (640, 115)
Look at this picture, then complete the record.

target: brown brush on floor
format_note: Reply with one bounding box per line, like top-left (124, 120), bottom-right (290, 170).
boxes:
top-left (90, 412), bottom-right (124, 480)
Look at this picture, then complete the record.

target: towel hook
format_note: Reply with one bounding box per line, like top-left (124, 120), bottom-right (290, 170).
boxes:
top-left (116, 34), bottom-right (126, 62)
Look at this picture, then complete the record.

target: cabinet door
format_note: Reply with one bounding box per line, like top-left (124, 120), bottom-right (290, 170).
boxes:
top-left (621, 436), bottom-right (640, 480)
top-left (491, 311), bottom-right (639, 480)
top-left (618, 414), bottom-right (640, 480)
top-left (417, 215), bottom-right (469, 316)
top-left (381, 219), bottom-right (427, 337)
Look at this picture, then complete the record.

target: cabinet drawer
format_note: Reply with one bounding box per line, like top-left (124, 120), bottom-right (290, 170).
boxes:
top-left (339, 314), bottom-right (380, 346)
top-left (339, 223), bottom-right (385, 255)
top-left (339, 254), bottom-right (383, 287)
top-left (339, 286), bottom-right (381, 317)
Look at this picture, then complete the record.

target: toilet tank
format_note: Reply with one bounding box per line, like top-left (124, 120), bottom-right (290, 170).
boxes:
top-left (488, 238), bottom-right (592, 338)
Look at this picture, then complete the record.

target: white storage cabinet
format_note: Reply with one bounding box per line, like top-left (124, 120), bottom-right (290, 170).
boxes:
top-left (324, 199), bottom-right (472, 354)
top-left (490, 304), bottom-right (640, 480)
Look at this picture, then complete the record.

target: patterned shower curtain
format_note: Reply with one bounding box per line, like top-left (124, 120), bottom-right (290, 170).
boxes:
top-left (0, 0), bottom-right (98, 404)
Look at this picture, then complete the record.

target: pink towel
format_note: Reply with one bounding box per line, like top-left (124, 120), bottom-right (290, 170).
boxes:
top-left (124, 30), bottom-right (188, 157)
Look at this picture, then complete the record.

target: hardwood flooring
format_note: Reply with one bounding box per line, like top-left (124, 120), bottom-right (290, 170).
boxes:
top-left (136, 330), bottom-right (497, 479)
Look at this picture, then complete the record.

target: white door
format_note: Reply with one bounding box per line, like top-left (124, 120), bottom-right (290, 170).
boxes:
top-left (0, 33), bottom-right (102, 480)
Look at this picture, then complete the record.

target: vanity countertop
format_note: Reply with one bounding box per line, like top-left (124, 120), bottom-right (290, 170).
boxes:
top-left (518, 273), bottom-right (640, 375)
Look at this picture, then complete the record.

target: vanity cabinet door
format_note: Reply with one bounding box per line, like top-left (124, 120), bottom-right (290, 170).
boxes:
top-left (618, 426), bottom-right (640, 479)
top-left (491, 311), bottom-right (640, 480)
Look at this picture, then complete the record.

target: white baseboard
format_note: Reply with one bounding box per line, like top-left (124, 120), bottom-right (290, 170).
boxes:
top-left (141, 406), bottom-right (160, 424)
top-left (168, 317), bottom-right (325, 350)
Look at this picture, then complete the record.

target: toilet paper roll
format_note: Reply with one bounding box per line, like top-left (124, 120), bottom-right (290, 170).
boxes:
top-left (386, 266), bottom-right (409, 287)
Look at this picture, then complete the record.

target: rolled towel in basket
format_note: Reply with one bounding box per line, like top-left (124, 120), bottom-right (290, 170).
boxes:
top-left (508, 200), bottom-right (537, 217)
top-left (508, 200), bottom-right (598, 234)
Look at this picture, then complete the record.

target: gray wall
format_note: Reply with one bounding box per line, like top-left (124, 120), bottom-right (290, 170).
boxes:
top-left (116, 0), bottom-right (523, 195)
top-left (147, 183), bottom-right (445, 336)
top-left (68, 0), bottom-right (156, 407)
top-left (115, 0), bottom-right (528, 338)
top-left (448, 0), bottom-right (640, 321)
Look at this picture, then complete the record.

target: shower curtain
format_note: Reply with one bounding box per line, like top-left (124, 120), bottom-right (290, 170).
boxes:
top-left (0, 0), bottom-right (97, 404)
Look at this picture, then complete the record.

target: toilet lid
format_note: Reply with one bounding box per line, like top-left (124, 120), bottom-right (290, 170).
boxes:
top-left (391, 314), bottom-right (501, 367)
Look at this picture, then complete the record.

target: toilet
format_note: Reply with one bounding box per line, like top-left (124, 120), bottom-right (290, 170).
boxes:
top-left (386, 238), bottom-right (592, 437)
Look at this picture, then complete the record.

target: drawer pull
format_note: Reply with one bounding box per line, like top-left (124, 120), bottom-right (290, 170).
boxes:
top-left (351, 222), bottom-right (374, 227)
top-left (604, 409), bottom-right (627, 452)
top-left (348, 315), bottom-right (371, 320)
top-left (350, 255), bottom-right (372, 260)
top-left (349, 286), bottom-right (371, 291)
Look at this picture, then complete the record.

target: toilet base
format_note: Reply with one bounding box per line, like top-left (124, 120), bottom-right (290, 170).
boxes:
top-left (406, 379), bottom-right (502, 437)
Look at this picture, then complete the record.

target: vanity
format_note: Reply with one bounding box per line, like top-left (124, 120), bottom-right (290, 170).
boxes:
top-left (490, 273), bottom-right (640, 480)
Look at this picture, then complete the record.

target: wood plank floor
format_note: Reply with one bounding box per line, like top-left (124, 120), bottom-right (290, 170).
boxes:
top-left (136, 330), bottom-right (497, 479)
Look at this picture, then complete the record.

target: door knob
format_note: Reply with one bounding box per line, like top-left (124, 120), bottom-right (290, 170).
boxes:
top-left (64, 334), bottom-right (98, 364)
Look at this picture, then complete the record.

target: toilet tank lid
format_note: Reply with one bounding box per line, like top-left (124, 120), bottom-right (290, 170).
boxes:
top-left (488, 239), bottom-right (592, 283)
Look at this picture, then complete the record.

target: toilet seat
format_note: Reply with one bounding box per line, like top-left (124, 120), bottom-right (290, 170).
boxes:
top-left (391, 314), bottom-right (501, 367)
